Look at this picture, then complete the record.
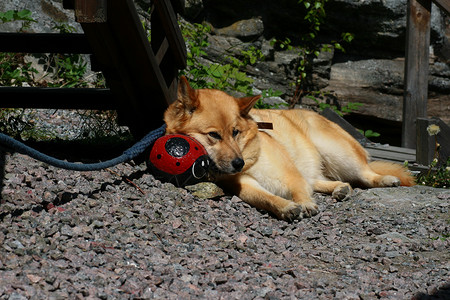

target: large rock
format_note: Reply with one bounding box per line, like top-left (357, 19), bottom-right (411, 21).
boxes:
top-left (324, 0), bottom-right (446, 57)
top-left (199, 0), bottom-right (447, 58)
top-left (212, 18), bottom-right (264, 40)
top-left (194, 0), bottom-right (449, 126)
top-left (304, 59), bottom-right (450, 124)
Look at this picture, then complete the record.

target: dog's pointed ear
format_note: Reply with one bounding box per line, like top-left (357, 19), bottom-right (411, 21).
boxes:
top-left (177, 76), bottom-right (199, 113)
top-left (237, 95), bottom-right (261, 116)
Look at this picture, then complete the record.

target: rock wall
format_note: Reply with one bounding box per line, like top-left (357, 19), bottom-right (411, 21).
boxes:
top-left (185, 0), bottom-right (450, 128)
top-left (0, 0), bottom-right (448, 134)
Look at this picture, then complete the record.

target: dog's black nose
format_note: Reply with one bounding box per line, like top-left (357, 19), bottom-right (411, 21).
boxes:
top-left (231, 158), bottom-right (245, 172)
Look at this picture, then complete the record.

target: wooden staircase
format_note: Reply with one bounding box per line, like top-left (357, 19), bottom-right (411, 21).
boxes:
top-left (0, 0), bottom-right (186, 138)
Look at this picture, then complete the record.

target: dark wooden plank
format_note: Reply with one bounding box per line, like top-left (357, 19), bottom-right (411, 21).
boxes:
top-left (432, 0), bottom-right (450, 16)
top-left (0, 33), bottom-right (91, 54)
top-left (155, 37), bottom-right (170, 66)
top-left (366, 144), bottom-right (416, 162)
top-left (320, 108), bottom-right (370, 145)
top-left (0, 87), bottom-right (114, 110)
top-left (153, 0), bottom-right (187, 69)
top-left (73, 0), bottom-right (107, 23)
top-left (366, 144), bottom-right (416, 155)
top-left (416, 118), bottom-right (435, 165)
top-left (320, 108), bottom-right (417, 163)
top-left (367, 147), bottom-right (416, 163)
top-left (416, 117), bottom-right (450, 166)
top-left (402, 0), bottom-right (431, 148)
top-left (435, 119), bottom-right (450, 164)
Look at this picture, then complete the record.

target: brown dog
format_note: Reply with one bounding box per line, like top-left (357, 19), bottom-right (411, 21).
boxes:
top-left (164, 77), bottom-right (415, 221)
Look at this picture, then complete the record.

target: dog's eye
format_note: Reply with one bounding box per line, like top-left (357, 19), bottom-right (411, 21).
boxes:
top-left (232, 129), bottom-right (239, 137)
top-left (208, 131), bottom-right (222, 140)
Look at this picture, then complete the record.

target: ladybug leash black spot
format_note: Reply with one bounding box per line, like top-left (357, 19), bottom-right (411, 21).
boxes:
top-left (147, 134), bottom-right (211, 187)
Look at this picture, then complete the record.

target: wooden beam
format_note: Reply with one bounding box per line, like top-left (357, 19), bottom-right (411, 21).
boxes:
top-left (432, 0), bottom-right (450, 16)
top-left (153, 0), bottom-right (187, 69)
top-left (366, 145), bottom-right (416, 163)
top-left (320, 108), bottom-right (370, 145)
top-left (74, 0), bottom-right (107, 23)
top-left (0, 33), bottom-right (91, 54)
top-left (402, 0), bottom-right (431, 148)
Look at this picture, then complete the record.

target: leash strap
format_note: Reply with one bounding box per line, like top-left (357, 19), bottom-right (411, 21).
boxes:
top-left (0, 124), bottom-right (166, 171)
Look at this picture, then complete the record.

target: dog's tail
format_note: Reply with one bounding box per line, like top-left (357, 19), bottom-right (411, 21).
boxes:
top-left (369, 161), bottom-right (416, 186)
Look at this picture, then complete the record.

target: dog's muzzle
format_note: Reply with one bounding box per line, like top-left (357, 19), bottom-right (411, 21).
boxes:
top-left (231, 158), bottom-right (245, 172)
top-left (208, 158), bottom-right (245, 174)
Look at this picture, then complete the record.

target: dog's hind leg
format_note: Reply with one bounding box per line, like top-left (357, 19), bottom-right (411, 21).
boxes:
top-left (313, 180), bottom-right (353, 201)
top-left (358, 167), bottom-right (401, 187)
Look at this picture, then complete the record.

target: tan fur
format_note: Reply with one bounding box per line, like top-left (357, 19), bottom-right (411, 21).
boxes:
top-left (164, 77), bottom-right (416, 221)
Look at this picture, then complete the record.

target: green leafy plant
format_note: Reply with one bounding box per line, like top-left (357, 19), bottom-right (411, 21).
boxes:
top-left (0, 10), bottom-right (38, 86)
top-left (274, 0), bottom-right (354, 107)
top-left (240, 46), bottom-right (265, 65)
top-left (304, 91), bottom-right (362, 116)
top-left (0, 52), bottom-right (37, 86)
top-left (0, 9), bottom-right (35, 30)
top-left (41, 23), bottom-right (88, 88)
top-left (417, 156), bottom-right (450, 188)
top-left (359, 129), bottom-right (380, 139)
top-left (180, 22), bottom-right (254, 95)
top-left (417, 124), bottom-right (449, 188)
top-left (270, 38), bottom-right (293, 51)
top-left (254, 88), bottom-right (287, 109)
top-left (431, 233), bottom-right (449, 241)
top-left (180, 22), bottom-right (285, 109)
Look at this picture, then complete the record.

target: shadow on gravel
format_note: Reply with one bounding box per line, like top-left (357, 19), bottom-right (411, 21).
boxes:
top-left (0, 148), bottom-right (5, 200)
top-left (412, 282), bottom-right (450, 299)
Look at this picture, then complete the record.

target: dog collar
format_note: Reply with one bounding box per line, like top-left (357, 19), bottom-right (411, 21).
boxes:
top-left (257, 122), bottom-right (273, 130)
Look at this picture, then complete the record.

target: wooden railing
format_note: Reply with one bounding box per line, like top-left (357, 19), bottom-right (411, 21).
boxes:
top-left (0, 0), bottom-right (186, 138)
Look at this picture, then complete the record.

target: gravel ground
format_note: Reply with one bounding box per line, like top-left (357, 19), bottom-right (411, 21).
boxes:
top-left (0, 110), bottom-right (449, 299)
top-left (0, 150), bottom-right (449, 299)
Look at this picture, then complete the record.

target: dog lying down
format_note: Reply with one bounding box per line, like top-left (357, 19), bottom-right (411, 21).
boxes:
top-left (164, 76), bottom-right (415, 221)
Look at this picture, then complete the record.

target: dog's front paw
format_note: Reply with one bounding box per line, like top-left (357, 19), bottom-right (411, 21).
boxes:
top-left (332, 183), bottom-right (353, 201)
top-left (279, 202), bottom-right (318, 222)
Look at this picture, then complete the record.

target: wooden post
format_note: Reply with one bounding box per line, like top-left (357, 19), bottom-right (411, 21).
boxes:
top-left (74, 0), bottom-right (107, 23)
top-left (402, 0), bottom-right (431, 149)
top-left (416, 118), bottom-right (435, 165)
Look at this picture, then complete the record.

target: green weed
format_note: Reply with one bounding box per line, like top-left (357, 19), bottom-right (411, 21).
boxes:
top-left (0, 52), bottom-right (38, 86)
top-left (275, 0), bottom-right (354, 107)
top-left (359, 129), bottom-right (381, 139)
top-left (180, 22), bottom-right (285, 108)
top-left (417, 125), bottom-right (449, 188)
top-left (180, 22), bottom-right (254, 95)
top-left (0, 9), bottom-right (35, 30)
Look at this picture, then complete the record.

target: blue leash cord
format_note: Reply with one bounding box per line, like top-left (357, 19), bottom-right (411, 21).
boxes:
top-left (0, 124), bottom-right (166, 171)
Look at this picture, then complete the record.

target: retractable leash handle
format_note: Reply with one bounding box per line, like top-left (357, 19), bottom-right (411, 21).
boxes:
top-left (0, 124), bottom-right (166, 171)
